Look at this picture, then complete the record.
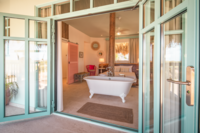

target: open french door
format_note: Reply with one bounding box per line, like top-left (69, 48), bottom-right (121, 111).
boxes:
top-left (0, 13), bottom-right (52, 122)
top-left (141, 0), bottom-right (199, 133)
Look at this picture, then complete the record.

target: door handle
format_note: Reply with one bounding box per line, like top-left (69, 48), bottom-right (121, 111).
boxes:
top-left (68, 61), bottom-right (70, 64)
top-left (167, 79), bottom-right (191, 86)
top-left (167, 66), bottom-right (195, 106)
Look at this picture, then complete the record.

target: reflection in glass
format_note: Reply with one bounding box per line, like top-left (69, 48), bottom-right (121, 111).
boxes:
top-left (143, 0), bottom-right (155, 28)
top-left (162, 0), bottom-right (184, 15)
top-left (143, 29), bottom-right (154, 133)
top-left (55, 2), bottom-right (70, 15)
top-left (93, 0), bottom-right (114, 7)
top-left (38, 6), bottom-right (51, 17)
top-left (73, 0), bottom-right (90, 11)
top-left (161, 13), bottom-right (187, 133)
top-left (29, 42), bottom-right (48, 113)
top-left (5, 40), bottom-right (25, 117)
top-left (4, 18), bottom-right (25, 37)
top-left (29, 20), bottom-right (47, 39)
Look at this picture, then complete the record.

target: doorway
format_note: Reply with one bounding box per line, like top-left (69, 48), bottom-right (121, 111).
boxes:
top-left (55, 8), bottom-right (140, 130)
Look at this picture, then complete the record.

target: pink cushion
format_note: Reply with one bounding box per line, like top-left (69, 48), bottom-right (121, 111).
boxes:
top-left (89, 65), bottom-right (94, 70)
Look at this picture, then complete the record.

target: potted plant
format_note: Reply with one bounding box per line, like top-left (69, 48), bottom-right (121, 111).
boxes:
top-left (5, 77), bottom-right (19, 105)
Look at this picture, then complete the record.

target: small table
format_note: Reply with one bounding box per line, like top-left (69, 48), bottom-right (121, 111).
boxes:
top-left (74, 72), bottom-right (90, 83)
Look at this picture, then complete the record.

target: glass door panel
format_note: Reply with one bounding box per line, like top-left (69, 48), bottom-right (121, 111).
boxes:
top-left (29, 41), bottom-right (48, 113)
top-left (161, 12), bottom-right (187, 133)
top-left (143, 29), bottom-right (154, 133)
top-left (143, 0), bottom-right (155, 28)
top-left (162, 0), bottom-right (185, 15)
top-left (4, 18), bottom-right (25, 37)
top-left (0, 13), bottom-right (51, 123)
top-left (5, 40), bottom-right (25, 117)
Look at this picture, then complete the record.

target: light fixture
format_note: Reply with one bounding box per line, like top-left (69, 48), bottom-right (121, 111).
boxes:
top-left (99, 58), bottom-right (105, 68)
top-left (117, 31), bottom-right (121, 35)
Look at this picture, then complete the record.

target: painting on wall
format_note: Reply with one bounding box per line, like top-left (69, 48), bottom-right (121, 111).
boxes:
top-left (79, 52), bottom-right (84, 58)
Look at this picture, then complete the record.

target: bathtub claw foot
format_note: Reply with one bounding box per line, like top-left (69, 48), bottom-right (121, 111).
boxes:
top-left (89, 91), bottom-right (94, 99)
top-left (120, 93), bottom-right (126, 103)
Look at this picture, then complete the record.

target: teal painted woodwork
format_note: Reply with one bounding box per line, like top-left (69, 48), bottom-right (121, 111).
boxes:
top-left (0, 0), bottom-right (199, 133)
top-left (0, 12), bottom-right (51, 123)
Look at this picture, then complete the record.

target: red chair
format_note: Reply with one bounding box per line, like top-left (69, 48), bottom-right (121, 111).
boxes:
top-left (86, 65), bottom-right (96, 76)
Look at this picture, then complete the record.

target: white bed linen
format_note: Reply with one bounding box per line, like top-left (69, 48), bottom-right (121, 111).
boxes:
top-left (99, 71), bottom-right (137, 83)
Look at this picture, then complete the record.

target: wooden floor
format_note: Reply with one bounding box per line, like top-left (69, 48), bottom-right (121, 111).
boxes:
top-left (62, 79), bottom-right (139, 129)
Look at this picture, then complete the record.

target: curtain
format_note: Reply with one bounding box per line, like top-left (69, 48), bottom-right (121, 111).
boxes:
top-left (39, 7), bottom-right (51, 17)
top-left (163, 0), bottom-right (182, 133)
top-left (93, 0), bottom-right (113, 7)
top-left (55, 5), bottom-right (61, 15)
top-left (38, 7), bottom-right (51, 39)
top-left (57, 22), bottom-right (63, 112)
top-left (74, 0), bottom-right (90, 11)
top-left (55, 3), bottom-right (70, 15)
top-left (130, 38), bottom-right (139, 63)
top-left (106, 40), bottom-right (109, 63)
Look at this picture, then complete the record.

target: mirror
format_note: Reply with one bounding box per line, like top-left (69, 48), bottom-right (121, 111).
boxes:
top-left (91, 41), bottom-right (100, 50)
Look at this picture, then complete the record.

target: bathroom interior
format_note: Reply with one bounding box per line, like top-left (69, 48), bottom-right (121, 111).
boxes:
top-left (55, 7), bottom-right (150, 130)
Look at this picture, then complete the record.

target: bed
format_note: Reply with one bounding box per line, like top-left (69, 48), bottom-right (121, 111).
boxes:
top-left (99, 63), bottom-right (139, 86)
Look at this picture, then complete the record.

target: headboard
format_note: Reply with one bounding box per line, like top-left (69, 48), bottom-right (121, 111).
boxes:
top-left (115, 63), bottom-right (139, 78)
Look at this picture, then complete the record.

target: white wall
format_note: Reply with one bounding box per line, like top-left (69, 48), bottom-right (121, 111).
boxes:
top-left (84, 38), bottom-right (106, 75)
top-left (68, 25), bottom-right (90, 72)
top-left (0, 0), bottom-right (54, 16)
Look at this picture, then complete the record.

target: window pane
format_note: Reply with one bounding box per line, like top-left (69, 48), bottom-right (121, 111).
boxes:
top-left (29, 20), bottom-right (48, 39)
top-left (115, 42), bottom-right (129, 61)
top-left (4, 18), bottom-right (25, 38)
top-left (29, 41), bottom-right (48, 113)
top-left (143, 29), bottom-right (154, 133)
top-left (93, 0), bottom-right (114, 7)
top-left (162, 0), bottom-right (184, 15)
top-left (161, 12), bottom-right (187, 133)
top-left (55, 2), bottom-right (70, 15)
top-left (143, 0), bottom-right (155, 28)
top-left (118, 0), bottom-right (130, 3)
top-left (73, 0), bottom-right (90, 11)
top-left (5, 40), bottom-right (25, 117)
top-left (38, 6), bottom-right (51, 17)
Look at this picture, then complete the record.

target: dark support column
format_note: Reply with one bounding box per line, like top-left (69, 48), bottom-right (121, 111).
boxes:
top-left (109, 13), bottom-right (115, 76)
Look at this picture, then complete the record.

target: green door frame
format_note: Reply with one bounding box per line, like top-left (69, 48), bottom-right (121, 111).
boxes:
top-left (47, 0), bottom-right (199, 132)
top-left (0, 12), bottom-right (52, 122)
top-left (0, 0), bottom-right (198, 133)
top-left (138, 0), bottom-right (199, 133)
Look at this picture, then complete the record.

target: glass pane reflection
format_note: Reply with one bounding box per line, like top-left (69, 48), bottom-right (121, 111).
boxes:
top-left (5, 40), bottom-right (25, 117)
top-left (161, 12), bottom-right (187, 133)
top-left (29, 41), bottom-right (48, 113)
top-left (143, 0), bottom-right (155, 28)
top-left (143, 29), bottom-right (154, 133)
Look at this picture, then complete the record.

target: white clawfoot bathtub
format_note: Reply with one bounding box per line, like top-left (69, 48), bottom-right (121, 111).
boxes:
top-left (83, 76), bottom-right (134, 103)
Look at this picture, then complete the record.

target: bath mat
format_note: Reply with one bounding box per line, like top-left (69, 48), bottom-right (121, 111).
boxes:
top-left (77, 102), bottom-right (133, 124)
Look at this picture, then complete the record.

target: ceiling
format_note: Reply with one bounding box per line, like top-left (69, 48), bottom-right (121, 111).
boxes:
top-left (63, 8), bottom-right (139, 38)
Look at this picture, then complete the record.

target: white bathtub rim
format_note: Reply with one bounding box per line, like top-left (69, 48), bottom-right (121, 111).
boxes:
top-left (83, 76), bottom-right (135, 83)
